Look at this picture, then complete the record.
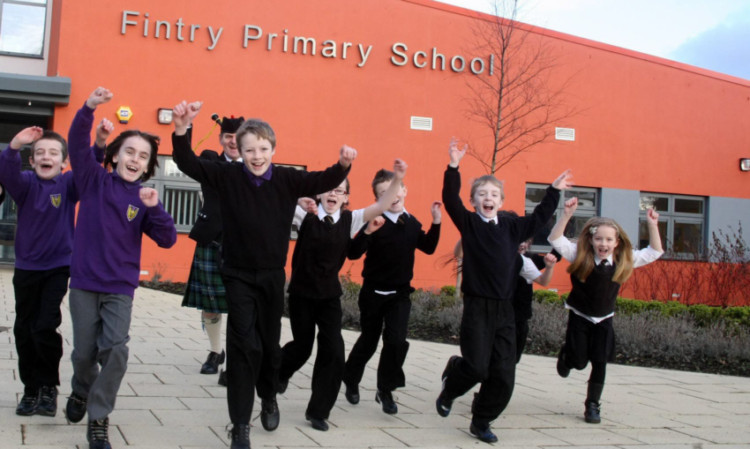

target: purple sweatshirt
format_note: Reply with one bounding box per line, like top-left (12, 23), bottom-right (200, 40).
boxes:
top-left (0, 148), bottom-right (78, 270)
top-left (67, 104), bottom-right (177, 297)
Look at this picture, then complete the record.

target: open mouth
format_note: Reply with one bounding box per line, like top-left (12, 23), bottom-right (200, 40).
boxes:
top-left (326, 198), bottom-right (338, 207)
top-left (483, 204), bottom-right (495, 213)
top-left (126, 164), bottom-right (139, 174)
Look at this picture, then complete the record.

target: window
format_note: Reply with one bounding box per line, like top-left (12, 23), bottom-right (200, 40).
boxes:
top-left (149, 156), bottom-right (201, 232)
top-left (525, 185), bottom-right (599, 250)
top-left (639, 193), bottom-right (705, 258)
top-left (0, 0), bottom-right (48, 57)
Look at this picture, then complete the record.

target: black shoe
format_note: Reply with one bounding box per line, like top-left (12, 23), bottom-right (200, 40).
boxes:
top-left (344, 382), bottom-right (359, 405)
top-left (375, 390), bottom-right (397, 415)
top-left (16, 389), bottom-right (39, 416)
top-left (435, 394), bottom-right (453, 417)
top-left (218, 369), bottom-right (227, 387)
top-left (278, 377), bottom-right (288, 394)
top-left (228, 423), bottom-right (250, 449)
top-left (87, 418), bottom-right (112, 449)
top-left (65, 392), bottom-right (88, 423)
top-left (36, 385), bottom-right (58, 417)
top-left (584, 400), bottom-right (601, 424)
top-left (470, 422), bottom-right (498, 444)
top-left (306, 414), bottom-right (329, 431)
top-left (200, 350), bottom-right (225, 374)
top-left (556, 345), bottom-right (570, 378)
top-left (260, 397), bottom-right (279, 431)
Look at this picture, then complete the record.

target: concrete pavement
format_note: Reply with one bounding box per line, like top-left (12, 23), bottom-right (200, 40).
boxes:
top-left (1, 267), bottom-right (749, 448)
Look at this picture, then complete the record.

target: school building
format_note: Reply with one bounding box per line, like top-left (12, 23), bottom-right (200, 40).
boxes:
top-left (1, 0), bottom-right (748, 299)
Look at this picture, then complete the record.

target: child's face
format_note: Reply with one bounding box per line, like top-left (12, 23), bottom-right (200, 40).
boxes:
top-left (112, 135), bottom-right (152, 182)
top-left (589, 224), bottom-right (620, 260)
top-left (375, 180), bottom-right (407, 213)
top-left (470, 182), bottom-right (503, 219)
top-left (240, 133), bottom-right (275, 176)
top-left (318, 180), bottom-right (348, 214)
top-left (30, 139), bottom-right (67, 180)
top-left (220, 132), bottom-right (239, 161)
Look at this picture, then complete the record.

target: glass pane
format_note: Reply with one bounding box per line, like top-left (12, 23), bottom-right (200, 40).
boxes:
top-left (640, 195), bottom-right (668, 212)
top-left (0, 4), bottom-right (46, 55)
top-left (675, 198), bottom-right (703, 214)
top-left (525, 186), bottom-right (547, 206)
top-left (673, 221), bottom-right (703, 254)
top-left (162, 159), bottom-right (190, 178)
top-left (638, 219), bottom-right (667, 250)
top-left (564, 215), bottom-right (590, 239)
top-left (566, 189), bottom-right (596, 208)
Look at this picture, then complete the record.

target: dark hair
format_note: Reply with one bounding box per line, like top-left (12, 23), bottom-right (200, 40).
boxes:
top-left (31, 130), bottom-right (68, 160)
top-left (104, 130), bottom-right (160, 182)
top-left (236, 119), bottom-right (276, 149)
top-left (371, 168), bottom-right (398, 199)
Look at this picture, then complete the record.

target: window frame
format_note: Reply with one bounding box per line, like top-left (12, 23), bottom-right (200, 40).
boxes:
top-left (639, 192), bottom-right (706, 260)
top-left (0, 0), bottom-right (48, 58)
top-left (525, 184), bottom-right (600, 252)
top-left (148, 156), bottom-right (202, 233)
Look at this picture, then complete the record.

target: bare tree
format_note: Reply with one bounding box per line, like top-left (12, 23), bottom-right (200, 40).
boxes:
top-left (464, 0), bottom-right (577, 174)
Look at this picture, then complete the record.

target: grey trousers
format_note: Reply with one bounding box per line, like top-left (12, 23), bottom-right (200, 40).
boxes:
top-left (68, 288), bottom-right (132, 421)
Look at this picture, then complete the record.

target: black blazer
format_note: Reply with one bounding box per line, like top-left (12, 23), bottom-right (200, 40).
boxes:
top-left (188, 149), bottom-right (226, 245)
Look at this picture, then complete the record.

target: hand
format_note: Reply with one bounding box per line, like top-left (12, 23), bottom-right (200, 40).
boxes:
top-left (297, 197), bottom-right (318, 214)
top-left (86, 87), bottom-right (113, 109)
top-left (430, 201), bottom-right (443, 223)
top-left (339, 145), bottom-right (357, 168)
top-left (95, 118), bottom-right (114, 147)
top-left (646, 207), bottom-right (660, 224)
top-left (392, 158), bottom-right (407, 179)
top-left (172, 101), bottom-right (202, 134)
top-left (139, 187), bottom-right (159, 207)
top-left (543, 252), bottom-right (558, 268)
top-left (448, 137), bottom-right (467, 167)
top-left (552, 169), bottom-right (573, 190)
top-left (562, 197), bottom-right (578, 218)
top-left (364, 216), bottom-right (385, 235)
top-left (10, 126), bottom-right (43, 150)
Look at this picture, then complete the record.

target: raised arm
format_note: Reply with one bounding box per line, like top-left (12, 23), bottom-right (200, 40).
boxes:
top-left (533, 253), bottom-right (558, 287)
top-left (0, 127), bottom-right (43, 198)
top-left (442, 138), bottom-right (469, 230)
top-left (171, 100), bottom-right (222, 185)
top-left (549, 197), bottom-right (577, 242)
top-left (645, 207), bottom-right (663, 253)
top-left (361, 159), bottom-right (407, 223)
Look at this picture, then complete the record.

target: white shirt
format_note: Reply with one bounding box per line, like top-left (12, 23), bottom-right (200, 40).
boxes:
top-left (519, 254), bottom-right (542, 284)
top-left (547, 234), bottom-right (664, 323)
top-left (383, 209), bottom-right (408, 224)
top-left (293, 205), bottom-right (366, 239)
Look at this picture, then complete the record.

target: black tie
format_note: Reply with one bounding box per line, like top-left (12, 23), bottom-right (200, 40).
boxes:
top-left (599, 259), bottom-right (609, 267)
top-left (324, 215), bottom-right (334, 226)
top-left (489, 219), bottom-right (497, 225)
top-left (397, 213), bottom-right (406, 225)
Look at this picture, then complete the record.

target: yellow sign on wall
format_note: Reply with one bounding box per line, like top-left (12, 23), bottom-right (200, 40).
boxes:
top-left (116, 106), bottom-right (133, 124)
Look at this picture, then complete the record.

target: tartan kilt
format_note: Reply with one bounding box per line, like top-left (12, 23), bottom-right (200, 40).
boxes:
top-left (182, 243), bottom-right (228, 313)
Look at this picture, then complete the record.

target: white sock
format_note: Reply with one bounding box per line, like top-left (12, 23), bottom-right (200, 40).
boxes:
top-left (203, 313), bottom-right (223, 355)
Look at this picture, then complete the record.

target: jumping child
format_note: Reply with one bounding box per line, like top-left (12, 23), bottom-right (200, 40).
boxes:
top-left (280, 159), bottom-right (407, 431)
top-left (436, 138), bottom-right (572, 443)
top-left (65, 87), bottom-right (177, 449)
top-left (1, 123), bottom-right (107, 418)
top-left (171, 100), bottom-right (354, 449)
top-left (549, 197), bottom-right (662, 424)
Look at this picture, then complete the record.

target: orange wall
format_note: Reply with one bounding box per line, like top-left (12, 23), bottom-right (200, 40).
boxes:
top-left (49, 0), bottom-right (750, 290)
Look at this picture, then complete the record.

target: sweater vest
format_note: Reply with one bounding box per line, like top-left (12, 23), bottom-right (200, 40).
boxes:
top-left (566, 263), bottom-right (621, 318)
top-left (287, 210), bottom-right (353, 299)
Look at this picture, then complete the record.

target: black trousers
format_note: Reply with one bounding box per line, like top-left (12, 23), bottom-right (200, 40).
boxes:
top-left (222, 268), bottom-right (284, 424)
top-left (13, 266), bottom-right (70, 391)
top-left (515, 319), bottom-right (530, 364)
top-left (343, 287), bottom-right (411, 392)
top-left (441, 295), bottom-right (516, 425)
top-left (280, 294), bottom-right (344, 419)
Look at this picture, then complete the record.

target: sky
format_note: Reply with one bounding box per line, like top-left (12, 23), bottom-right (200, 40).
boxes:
top-left (436, 0), bottom-right (750, 81)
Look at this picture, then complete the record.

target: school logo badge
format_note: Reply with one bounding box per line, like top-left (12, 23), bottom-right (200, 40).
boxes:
top-left (127, 204), bottom-right (140, 222)
top-left (50, 194), bottom-right (61, 208)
